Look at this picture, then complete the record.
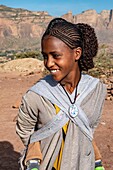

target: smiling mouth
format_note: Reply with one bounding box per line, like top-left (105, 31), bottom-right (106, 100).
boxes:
top-left (50, 69), bottom-right (60, 74)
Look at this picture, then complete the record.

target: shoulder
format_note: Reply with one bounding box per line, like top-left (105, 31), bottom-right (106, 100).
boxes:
top-left (23, 90), bottom-right (41, 103)
top-left (79, 73), bottom-right (107, 102)
top-left (23, 90), bottom-right (55, 112)
top-left (21, 91), bottom-right (42, 113)
top-left (28, 74), bottom-right (57, 93)
top-left (82, 73), bottom-right (106, 90)
top-left (81, 73), bottom-right (98, 82)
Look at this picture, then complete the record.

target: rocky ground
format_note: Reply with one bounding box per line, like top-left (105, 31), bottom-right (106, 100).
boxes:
top-left (0, 59), bottom-right (113, 170)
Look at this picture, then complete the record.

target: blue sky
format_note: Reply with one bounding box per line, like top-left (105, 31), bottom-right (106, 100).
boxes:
top-left (0, 0), bottom-right (113, 16)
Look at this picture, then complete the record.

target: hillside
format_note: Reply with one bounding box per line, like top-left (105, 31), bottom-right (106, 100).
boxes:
top-left (0, 5), bottom-right (113, 51)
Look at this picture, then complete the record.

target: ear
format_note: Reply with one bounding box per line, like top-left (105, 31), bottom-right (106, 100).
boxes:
top-left (73, 47), bottom-right (82, 61)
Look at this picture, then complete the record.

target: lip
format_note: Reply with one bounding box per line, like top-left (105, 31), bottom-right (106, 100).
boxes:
top-left (50, 69), bottom-right (60, 75)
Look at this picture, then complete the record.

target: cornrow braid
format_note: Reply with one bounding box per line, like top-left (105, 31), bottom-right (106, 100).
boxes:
top-left (76, 23), bottom-right (98, 71)
top-left (42, 18), bottom-right (98, 71)
top-left (42, 18), bottom-right (82, 49)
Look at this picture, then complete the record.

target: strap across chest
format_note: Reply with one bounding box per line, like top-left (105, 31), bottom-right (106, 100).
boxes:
top-left (29, 74), bottom-right (99, 143)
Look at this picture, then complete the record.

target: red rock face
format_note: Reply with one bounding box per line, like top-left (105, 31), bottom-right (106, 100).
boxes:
top-left (0, 5), bottom-right (113, 50)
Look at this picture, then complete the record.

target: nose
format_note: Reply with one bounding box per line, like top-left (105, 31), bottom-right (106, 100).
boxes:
top-left (44, 55), bottom-right (54, 68)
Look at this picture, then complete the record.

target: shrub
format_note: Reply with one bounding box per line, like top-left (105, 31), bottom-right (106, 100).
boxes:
top-left (15, 51), bottom-right (43, 60)
top-left (87, 44), bottom-right (113, 78)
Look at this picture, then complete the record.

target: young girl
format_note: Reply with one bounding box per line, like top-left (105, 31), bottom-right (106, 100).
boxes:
top-left (16, 18), bottom-right (106, 170)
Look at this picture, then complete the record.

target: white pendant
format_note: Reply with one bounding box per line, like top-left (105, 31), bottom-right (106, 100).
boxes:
top-left (69, 104), bottom-right (79, 118)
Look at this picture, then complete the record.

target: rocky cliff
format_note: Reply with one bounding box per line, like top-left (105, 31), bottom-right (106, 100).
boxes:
top-left (0, 5), bottom-right (113, 50)
top-left (0, 5), bottom-right (53, 50)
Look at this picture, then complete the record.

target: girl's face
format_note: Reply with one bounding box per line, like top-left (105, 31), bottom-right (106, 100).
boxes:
top-left (42, 35), bottom-right (81, 85)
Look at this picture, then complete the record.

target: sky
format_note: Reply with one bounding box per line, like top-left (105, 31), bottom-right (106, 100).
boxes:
top-left (0, 0), bottom-right (113, 16)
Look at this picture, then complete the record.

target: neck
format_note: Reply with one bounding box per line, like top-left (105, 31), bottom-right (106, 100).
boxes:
top-left (60, 68), bottom-right (81, 94)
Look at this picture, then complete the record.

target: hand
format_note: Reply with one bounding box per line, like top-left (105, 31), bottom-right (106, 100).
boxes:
top-left (95, 160), bottom-right (105, 170)
top-left (26, 159), bottom-right (40, 170)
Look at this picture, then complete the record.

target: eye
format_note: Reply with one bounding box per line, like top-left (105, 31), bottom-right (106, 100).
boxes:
top-left (52, 53), bottom-right (60, 58)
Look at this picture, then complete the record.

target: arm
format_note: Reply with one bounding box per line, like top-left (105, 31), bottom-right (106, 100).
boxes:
top-left (90, 81), bottom-right (106, 170)
top-left (91, 82), bottom-right (106, 170)
top-left (16, 91), bottom-right (39, 146)
top-left (81, 80), bottom-right (106, 170)
top-left (16, 91), bottom-right (43, 168)
top-left (93, 140), bottom-right (102, 160)
top-left (16, 90), bottom-right (56, 168)
top-left (81, 80), bottom-right (107, 131)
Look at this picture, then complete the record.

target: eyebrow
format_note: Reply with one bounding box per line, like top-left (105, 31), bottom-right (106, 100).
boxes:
top-left (41, 51), bottom-right (61, 55)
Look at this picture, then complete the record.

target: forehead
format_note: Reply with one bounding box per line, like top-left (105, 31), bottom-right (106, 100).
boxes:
top-left (42, 35), bottom-right (70, 52)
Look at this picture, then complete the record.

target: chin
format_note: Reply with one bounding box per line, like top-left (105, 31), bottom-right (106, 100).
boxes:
top-left (51, 75), bottom-right (61, 82)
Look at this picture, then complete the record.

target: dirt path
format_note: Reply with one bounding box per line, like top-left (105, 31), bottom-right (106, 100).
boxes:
top-left (0, 72), bottom-right (113, 170)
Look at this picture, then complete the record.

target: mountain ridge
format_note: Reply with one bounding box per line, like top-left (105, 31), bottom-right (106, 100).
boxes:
top-left (0, 5), bottom-right (113, 51)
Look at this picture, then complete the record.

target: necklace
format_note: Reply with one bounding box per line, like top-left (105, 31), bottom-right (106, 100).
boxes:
top-left (62, 85), bottom-right (78, 104)
top-left (62, 85), bottom-right (79, 118)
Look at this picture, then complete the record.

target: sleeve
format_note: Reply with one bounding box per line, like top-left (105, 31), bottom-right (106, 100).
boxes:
top-left (16, 91), bottom-right (41, 146)
top-left (81, 80), bottom-right (107, 132)
top-left (91, 81), bottom-right (107, 131)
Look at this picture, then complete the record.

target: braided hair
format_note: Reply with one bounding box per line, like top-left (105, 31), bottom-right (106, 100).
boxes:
top-left (42, 18), bottom-right (98, 71)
